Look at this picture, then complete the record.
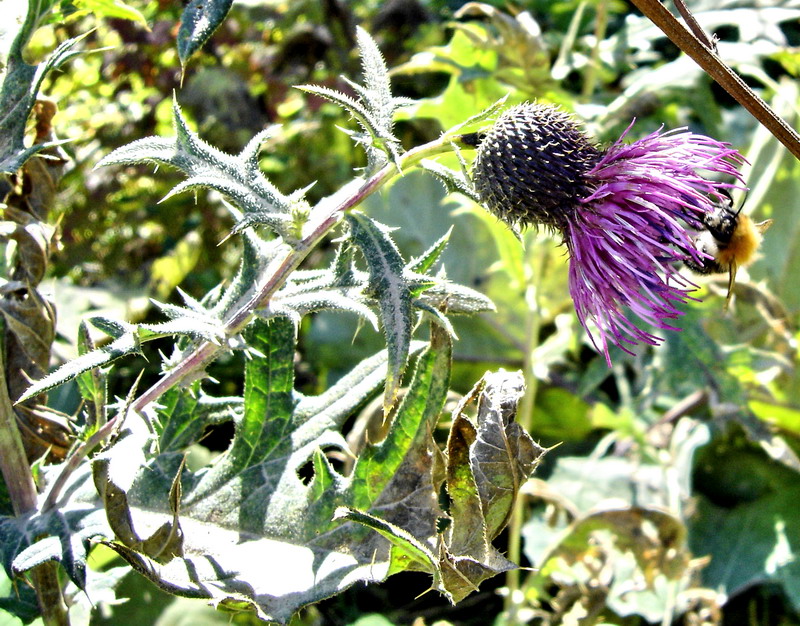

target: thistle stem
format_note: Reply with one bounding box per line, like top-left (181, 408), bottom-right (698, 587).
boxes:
top-left (130, 136), bottom-right (461, 416)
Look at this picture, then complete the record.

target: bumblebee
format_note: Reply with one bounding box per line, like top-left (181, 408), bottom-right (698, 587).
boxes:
top-left (686, 190), bottom-right (772, 308)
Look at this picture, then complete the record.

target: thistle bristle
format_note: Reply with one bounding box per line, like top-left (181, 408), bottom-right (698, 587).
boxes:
top-left (471, 103), bottom-right (601, 228)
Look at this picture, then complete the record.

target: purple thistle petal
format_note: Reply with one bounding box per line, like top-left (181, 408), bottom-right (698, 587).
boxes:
top-left (470, 103), bottom-right (748, 364)
top-left (566, 125), bottom-right (745, 364)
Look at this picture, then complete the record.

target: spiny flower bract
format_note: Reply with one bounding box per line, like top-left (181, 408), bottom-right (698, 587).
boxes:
top-left (471, 103), bottom-right (745, 364)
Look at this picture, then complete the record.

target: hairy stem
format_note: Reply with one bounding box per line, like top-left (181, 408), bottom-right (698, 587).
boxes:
top-left (130, 137), bottom-right (460, 415)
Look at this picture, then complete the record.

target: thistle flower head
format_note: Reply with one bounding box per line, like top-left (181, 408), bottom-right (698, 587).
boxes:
top-left (471, 103), bottom-right (745, 364)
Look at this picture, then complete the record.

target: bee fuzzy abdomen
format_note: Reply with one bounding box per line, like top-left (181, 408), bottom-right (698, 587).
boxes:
top-left (716, 213), bottom-right (761, 268)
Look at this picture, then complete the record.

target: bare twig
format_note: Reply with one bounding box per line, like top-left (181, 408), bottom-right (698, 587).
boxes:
top-left (630, 0), bottom-right (800, 162)
top-left (672, 0), bottom-right (717, 52)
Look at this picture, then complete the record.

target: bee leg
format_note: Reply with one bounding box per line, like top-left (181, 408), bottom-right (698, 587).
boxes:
top-left (724, 261), bottom-right (738, 311)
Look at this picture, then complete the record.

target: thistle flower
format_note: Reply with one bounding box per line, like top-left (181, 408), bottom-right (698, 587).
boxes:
top-left (471, 103), bottom-right (745, 365)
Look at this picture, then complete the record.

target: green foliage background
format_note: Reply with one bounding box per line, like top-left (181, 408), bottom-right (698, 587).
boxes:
top-left (3, 0), bottom-right (800, 624)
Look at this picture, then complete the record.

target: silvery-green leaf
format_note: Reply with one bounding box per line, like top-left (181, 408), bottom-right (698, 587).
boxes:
top-left (421, 160), bottom-right (481, 204)
top-left (17, 332), bottom-right (141, 403)
top-left (90, 319), bottom-right (450, 622)
top-left (97, 100), bottom-right (305, 241)
top-left (346, 212), bottom-right (414, 411)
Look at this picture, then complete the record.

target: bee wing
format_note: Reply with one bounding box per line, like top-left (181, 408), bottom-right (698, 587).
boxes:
top-left (756, 219), bottom-right (773, 234)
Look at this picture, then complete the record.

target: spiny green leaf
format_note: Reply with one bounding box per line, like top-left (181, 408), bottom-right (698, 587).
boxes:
top-left (147, 300), bottom-right (225, 343)
top-left (354, 26), bottom-right (394, 133)
top-left (18, 303), bottom-right (228, 402)
top-left (297, 29), bottom-right (410, 172)
top-left (210, 227), bottom-right (276, 317)
top-left (346, 211), bottom-right (413, 411)
top-left (350, 324), bottom-right (451, 510)
top-left (297, 83), bottom-right (392, 156)
top-left (268, 289), bottom-right (379, 330)
top-left (340, 351), bottom-right (544, 604)
top-left (420, 160), bottom-right (481, 203)
top-left (444, 94), bottom-right (509, 138)
top-left (90, 319), bottom-right (440, 622)
top-left (333, 507), bottom-right (438, 577)
top-left (16, 331), bottom-right (140, 403)
top-left (97, 100), bottom-right (305, 241)
top-left (177, 0), bottom-right (234, 67)
top-left (408, 227), bottom-right (453, 274)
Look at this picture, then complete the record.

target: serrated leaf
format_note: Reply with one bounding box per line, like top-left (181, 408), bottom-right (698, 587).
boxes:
top-left (268, 289), bottom-right (379, 330)
top-left (16, 331), bottom-right (140, 403)
top-left (146, 300), bottom-right (225, 343)
top-left (420, 160), bottom-right (481, 204)
top-left (177, 0), bottom-right (234, 66)
top-left (466, 371), bottom-right (540, 538)
top-left (210, 227), bottom-right (276, 318)
top-left (408, 228), bottom-right (453, 274)
top-left (436, 369), bottom-right (544, 602)
top-left (333, 507), bottom-right (439, 577)
top-left (298, 28), bottom-right (410, 172)
top-left (444, 94), bottom-right (509, 138)
top-left (354, 26), bottom-right (394, 134)
top-left (347, 364), bottom-right (543, 604)
top-left (97, 100), bottom-right (304, 241)
top-left (19, 303), bottom-right (228, 402)
top-left (345, 212), bottom-right (413, 411)
top-left (89, 318), bottom-right (451, 622)
top-left (297, 84), bottom-right (390, 157)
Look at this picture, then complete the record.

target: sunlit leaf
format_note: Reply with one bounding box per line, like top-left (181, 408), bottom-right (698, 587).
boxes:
top-left (73, 0), bottom-right (148, 24)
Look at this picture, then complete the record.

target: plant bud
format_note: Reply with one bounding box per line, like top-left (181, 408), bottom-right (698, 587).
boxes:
top-left (471, 103), bottom-right (602, 228)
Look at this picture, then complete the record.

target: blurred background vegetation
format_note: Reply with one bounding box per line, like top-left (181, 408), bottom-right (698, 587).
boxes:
top-left (9, 0), bottom-right (800, 623)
